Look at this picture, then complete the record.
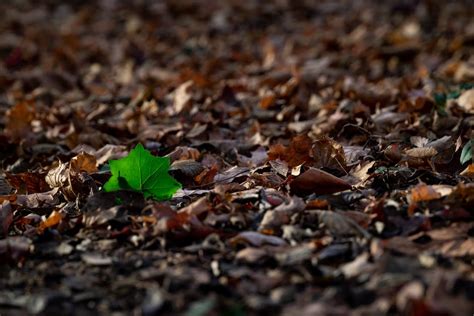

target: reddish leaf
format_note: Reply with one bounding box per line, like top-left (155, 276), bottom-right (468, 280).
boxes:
top-left (290, 168), bottom-right (352, 196)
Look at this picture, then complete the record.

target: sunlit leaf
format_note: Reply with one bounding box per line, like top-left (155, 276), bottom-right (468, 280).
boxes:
top-left (103, 144), bottom-right (181, 200)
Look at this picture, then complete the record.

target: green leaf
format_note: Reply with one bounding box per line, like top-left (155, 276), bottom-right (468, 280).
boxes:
top-left (433, 92), bottom-right (448, 116)
top-left (103, 144), bottom-right (181, 200)
top-left (460, 140), bottom-right (473, 165)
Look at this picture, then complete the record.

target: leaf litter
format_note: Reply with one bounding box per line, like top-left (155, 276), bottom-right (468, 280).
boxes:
top-left (0, 1), bottom-right (473, 315)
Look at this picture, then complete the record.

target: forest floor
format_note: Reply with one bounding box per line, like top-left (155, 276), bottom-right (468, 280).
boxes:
top-left (0, 0), bottom-right (473, 315)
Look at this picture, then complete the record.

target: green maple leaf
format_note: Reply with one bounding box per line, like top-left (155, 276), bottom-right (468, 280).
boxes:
top-left (103, 144), bottom-right (181, 200)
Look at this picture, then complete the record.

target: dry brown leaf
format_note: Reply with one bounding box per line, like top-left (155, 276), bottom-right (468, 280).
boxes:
top-left (310, 136), bottom-right (347, 172)
top-left (170, 160), bottom-right (204, 178)
top-left (456, 89), bottom-right (474, 114)
top-left (269, 159), bottom-right (289, 177)
top-left (409, 183), bottom-right (442, 203)
top-left (166, 146), bottom-right (201, 162)
top-left (260, 196), bottom-right (305, 230)
top-left (290, 168), bottom-right (352, 196)
top-left (460, 163), bottom-right (474, 178)
top-left (268, 134), bottom-right (313, 168)
top-left (173, 80), bottom-right (193, 113)
top-left (5, 172), bottom-right (50, 194)
top-left (5, 100), bottom-right (35, 141)
top-left (351, 160), bottom-right (375, 184)
top-left (37, 210), bottom-right (62, 233)
top-left (178, 196), bottom-right (210, 217)
top-left (70, 152), bottom-right (98, 173)
top-left (405, 147), bottom-right (438, 158)
top-left (46, 155), bottom-right (97, 201)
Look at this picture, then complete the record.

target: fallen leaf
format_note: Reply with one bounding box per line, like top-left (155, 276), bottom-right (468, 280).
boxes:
top-left (37, 210), bottom-right (62, 233)
top-left (408, 183), bottom-right (442, 203)
top-left (0, 201), bottom-right (13, 236)
top-left (173, 80), bottom-right (193, 114)
top-left (456, 89), bottom-right (474, 114)
top-left (5, 100), bottom-right (35, 141)
top-left (460, 163), bottom-right (474, 178)
top-left (5, 172), bottom-right (50, 194)
top-left (260, 196), bottom-right (305, 230)
top-left (268, 134), bottom-right (313, 168)
top-left (229, 231), bottom-right (287, 247)
top-left (290, 168), bottom-right (352, 196)
top-left (405, 147), bottom-right (438, 159)
top-left (104, 144), bottom-right (181, 200)
top-left (314, 210), bottom-right (370, 238)
top-left (70, 152), bottom-right (98, 173)
top-left (310, 136), bottom-right (347, 172)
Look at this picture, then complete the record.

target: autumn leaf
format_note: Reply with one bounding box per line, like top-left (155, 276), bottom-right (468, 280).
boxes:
top-left (103, 144), bottom-right (181, 200)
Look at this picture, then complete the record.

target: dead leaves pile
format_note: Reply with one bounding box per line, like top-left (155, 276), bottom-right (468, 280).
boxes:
top-left (0, 1), bottom-right (473, 315)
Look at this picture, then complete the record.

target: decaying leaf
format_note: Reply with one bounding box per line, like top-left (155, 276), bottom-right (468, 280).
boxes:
top-left (37, 210), bottom-right (62, 233)
top-left (290, 168), bottom-right (352, 196)
top-left (5, 100), bottom-right (35, 141)
top-left (173, 80), bottom-right (193, 114)
top-left (310, 136), bottom-right (347, 172)
top-left (456, 89), bottom-right (474, 114)
top-left (46, 152), bottom-right (98, 201)
top-left (405, 147), bottom-right (438, 159)
top-left (408, 183), bottom-right (442, 203)
top-left (0, 2), bottom-right (473, 315)
top-left (268, 134), bottom-right (313, 168)
top-left (313, 210), bottom-right (370, 238)
top-left (260, 196), bottom-right (305, 230)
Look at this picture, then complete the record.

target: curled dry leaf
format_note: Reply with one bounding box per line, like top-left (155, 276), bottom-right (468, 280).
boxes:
top-left (269, 159), bottom-right (289, 177)
top-left (37, 210), bottom-right (62, 233)
top-left (290, 168), bottom-right (352, 196)
top-left (46, 153), bottom-right (98, 201)
top-left (173, 80), bottom-right (193, 114)
top-left (310, 136), bottom-right (347, 172)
